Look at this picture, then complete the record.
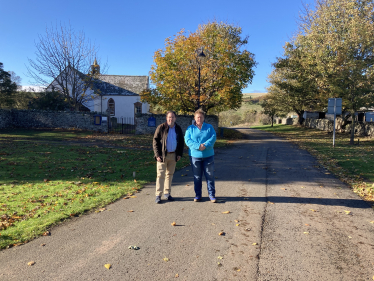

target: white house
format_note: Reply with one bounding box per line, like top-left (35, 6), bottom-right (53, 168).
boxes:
top-left (47, 60), bottom-right (150, 121)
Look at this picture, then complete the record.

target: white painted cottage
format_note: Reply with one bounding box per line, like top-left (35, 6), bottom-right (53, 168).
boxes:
top-left (47, 60), bottom-right (150, 120)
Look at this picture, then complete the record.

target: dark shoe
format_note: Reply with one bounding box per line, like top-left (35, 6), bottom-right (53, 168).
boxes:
top-left (209, 197), bottom-right (216, 203)
top-left (194, 197), bottom-right (201, 202)
top-left (164, 194), bottom-right (174, 201)
top-left (155, 196), bottom-right (161, 204)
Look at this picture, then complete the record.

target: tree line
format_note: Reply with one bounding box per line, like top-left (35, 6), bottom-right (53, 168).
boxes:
top-left (263, 0), bottom-right (374, 144)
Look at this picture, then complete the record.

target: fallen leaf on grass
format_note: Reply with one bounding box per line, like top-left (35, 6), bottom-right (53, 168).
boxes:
top-left (104, 264), bottom-right (111, 269)
top-left (43, 179), bottom-right (49, 182)
top-left (28, 261), bottom-right (35, 266)
top-left (222, 211), bottom-right (230, 214)
top-left (171, 222), bottom-right (176, 226)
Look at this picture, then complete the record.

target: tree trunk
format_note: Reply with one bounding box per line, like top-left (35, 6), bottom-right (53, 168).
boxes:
top-left (350, 113), bottom-right (355, 144)
top-left (271, 114), bottom-right (274, 127)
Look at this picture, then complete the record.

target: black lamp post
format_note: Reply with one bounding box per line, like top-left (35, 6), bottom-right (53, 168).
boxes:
top-left (197, 48), bottom-right (206, 109)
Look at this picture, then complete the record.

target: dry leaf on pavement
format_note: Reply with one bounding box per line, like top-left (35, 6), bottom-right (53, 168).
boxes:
top-left (218, 232), bottom-right (225, 236)
top-left (27, 261), bottom-right (35, 266)
top-left (104, 264), bottom-right (111, 269)
top-left (222, 211), bottom-right (230, 214)
top-left (171, 222), bottom-right (176, 226)
top-left (163, 257), bottom-right (169, 262)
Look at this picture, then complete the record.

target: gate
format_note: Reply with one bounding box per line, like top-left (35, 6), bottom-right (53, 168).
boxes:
top-left (108, 117), bottom-right (135, 134)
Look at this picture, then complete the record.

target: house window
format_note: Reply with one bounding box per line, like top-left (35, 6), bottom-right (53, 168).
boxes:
top-left (108, 98), bottom-right (115, 116)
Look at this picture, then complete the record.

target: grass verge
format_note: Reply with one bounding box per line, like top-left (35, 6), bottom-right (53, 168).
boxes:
top-left (252, 124), bottom-right (374, 203)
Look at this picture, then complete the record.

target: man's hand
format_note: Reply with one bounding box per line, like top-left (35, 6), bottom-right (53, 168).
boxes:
top-left (199, 144), bottom-right (206, 151)
top-left (177, 156), bottom-right (181, 162)
top-left (156, 157), bottom-right (162, 162)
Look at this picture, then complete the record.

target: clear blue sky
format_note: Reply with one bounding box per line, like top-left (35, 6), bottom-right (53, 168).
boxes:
top-left (0, 0), bottom-right (313, 93)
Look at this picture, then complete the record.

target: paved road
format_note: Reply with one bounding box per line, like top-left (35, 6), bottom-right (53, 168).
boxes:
top-left (1, 129), bottom-right (373, 281)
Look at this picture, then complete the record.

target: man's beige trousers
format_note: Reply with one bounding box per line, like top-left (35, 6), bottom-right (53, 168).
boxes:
top-left (155, 153), bottom-right (177, 196)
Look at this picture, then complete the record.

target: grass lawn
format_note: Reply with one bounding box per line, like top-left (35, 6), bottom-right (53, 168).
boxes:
top-left (0, 128), bottom-right (238, 249)
top-left (252, 124), bottom-right (374, 203)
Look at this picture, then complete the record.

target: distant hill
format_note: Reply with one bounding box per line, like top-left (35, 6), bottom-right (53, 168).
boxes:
top-left (242, 92), bottom-right (268, 104)
top-left (242, 93), bottom-right (267, 98)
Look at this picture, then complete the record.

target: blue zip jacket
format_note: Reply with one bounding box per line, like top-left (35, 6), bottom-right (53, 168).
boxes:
top-left (184, 122), bottom-right (216, 158)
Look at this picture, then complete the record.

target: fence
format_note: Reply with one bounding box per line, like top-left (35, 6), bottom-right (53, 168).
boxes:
top-left (108, 117), bottom-right (135, 134)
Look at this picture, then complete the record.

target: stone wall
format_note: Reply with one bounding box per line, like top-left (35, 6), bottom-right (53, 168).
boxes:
top-left (303, 117), bottom-right (374, 136)
top-left (0, 109), bottom-right (107, 132)
top-left (0, 110), bottom-right (12, 129)
top-left (135, 114), bottom-right (219, 135)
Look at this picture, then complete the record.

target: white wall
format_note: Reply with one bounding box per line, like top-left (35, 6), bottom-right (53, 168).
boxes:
top-left (93, 95), bottom-right (149, 119)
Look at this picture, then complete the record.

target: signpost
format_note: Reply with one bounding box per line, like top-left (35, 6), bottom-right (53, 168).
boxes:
top-left (327, 98), bottom-right (342, 147)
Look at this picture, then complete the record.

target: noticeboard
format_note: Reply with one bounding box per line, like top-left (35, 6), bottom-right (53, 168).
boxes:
top-left (148, 116), bottom-right (156, 127)
top-left (327, 98), bottom-right (342, 115)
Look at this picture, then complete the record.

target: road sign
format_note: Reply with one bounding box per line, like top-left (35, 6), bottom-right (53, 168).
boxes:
top-left (328, 98), bottom-right (342, 115)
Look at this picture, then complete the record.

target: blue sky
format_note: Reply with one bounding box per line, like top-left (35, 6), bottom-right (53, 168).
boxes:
top-left (0, 0), bottom-right (313, 93)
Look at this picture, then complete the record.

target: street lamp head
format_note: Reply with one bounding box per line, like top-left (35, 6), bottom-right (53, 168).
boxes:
top-left (198, 49), bottom-right (206, 60)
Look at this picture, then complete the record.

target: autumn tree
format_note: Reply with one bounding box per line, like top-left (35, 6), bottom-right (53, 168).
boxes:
top-left (27, 23), bottom-right (106, 111)
top-left (141, 21), bottom-right (257, 113)
top-left (299, 0), bottom-right (374, 143)
top-left (0, 62), bottom-right (17, 108)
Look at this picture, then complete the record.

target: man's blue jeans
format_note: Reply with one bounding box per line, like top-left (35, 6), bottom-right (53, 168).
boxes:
top-left (189, 155), bottom-right (215, 198)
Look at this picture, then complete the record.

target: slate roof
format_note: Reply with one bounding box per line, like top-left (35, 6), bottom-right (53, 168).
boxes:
top-left (93, 75), bottom-right (149, 96)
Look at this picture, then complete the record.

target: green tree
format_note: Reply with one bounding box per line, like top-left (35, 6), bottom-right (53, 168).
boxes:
top-left (141, 21), bottom-right (257, 113)
top-left (299, 0), bottom-right (374, 143)
top-left (267, 42), bottom-right (320, 124)
top-left (261, 95), bottom-right (279, 127)
top-left (28, 91), bottom-right (71, 111)
top-left (0, 62), bottom-right (17, 108)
